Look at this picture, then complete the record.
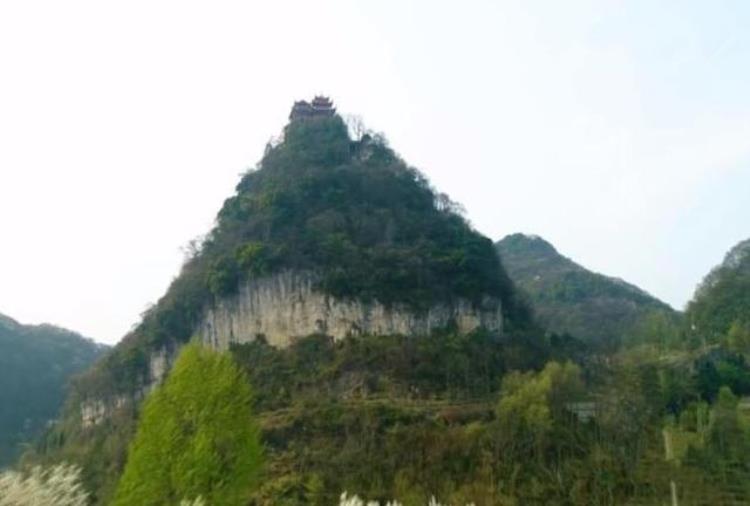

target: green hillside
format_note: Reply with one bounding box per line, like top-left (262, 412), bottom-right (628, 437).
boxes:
top-left (0, 313), bottom-right (106, 467)
top-left (687, 238), bottom-right (750, 346)
top-left (496, 233), bottom-right (678, 346)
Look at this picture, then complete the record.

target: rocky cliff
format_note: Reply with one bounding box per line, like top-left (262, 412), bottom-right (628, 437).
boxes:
top-left (199, 271), bottom-right (503, 349)
top-left (80, 275), bottom-right (503, 427)
top-left (79, 347), bottom-right (170, 428)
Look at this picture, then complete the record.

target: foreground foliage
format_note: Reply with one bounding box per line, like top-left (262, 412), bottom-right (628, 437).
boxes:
top-left (339, 492), bottom-right (475, 506)
top-left (112, 344), bottom-right (262, 506)
top-left (0, 463), bottom-right (88, 506)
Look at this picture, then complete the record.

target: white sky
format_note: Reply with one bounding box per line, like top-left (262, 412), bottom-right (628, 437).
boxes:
top-left (1, 0), bottom-right (748, 344)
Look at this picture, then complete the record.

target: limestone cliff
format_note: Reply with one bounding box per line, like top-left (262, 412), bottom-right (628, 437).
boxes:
top-left (79, 273), bottom-right (502, 427)
top-left (199, 270), bottom-right (503, 350)
top-left (79, 347), bottom-right (171, 427)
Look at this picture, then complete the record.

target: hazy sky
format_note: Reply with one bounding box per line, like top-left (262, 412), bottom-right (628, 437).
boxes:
top-left (1, 1), bottom-right (748, 344)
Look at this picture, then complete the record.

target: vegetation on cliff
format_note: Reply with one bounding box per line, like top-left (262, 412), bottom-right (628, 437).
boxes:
top-left (233, 333), bottom-right (750, 505)
top-left (208, 117), bottom-right (521, 315)
top-left (79, 115), bottom-right (529, 397)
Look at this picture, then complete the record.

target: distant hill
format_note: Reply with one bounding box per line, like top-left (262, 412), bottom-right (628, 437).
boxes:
top-left (0, 313), bottom-right (107, 466)
top-left (496, 233), bottom-right (677, 345)
top-left (687, 238), bottom-right (750, 342)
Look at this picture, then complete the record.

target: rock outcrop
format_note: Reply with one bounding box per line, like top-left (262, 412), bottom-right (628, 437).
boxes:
top-left (199, 271), bottom-right (503, 350)
top-left (80, 347), bottom-right (171, 427)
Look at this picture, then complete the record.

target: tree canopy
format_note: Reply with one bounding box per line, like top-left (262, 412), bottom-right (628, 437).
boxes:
top-left (687, 238), bottom-right (750, 344)
top-left (113, 343), bottom-right (262, 505)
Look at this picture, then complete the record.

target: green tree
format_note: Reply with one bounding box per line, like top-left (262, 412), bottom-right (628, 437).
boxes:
top-left (113, 343), bottom-right (262, 505)
top-left (707, 387), bottom-right (747, 461)
top-left (495, 361), bottom-right (583, 462)
top-left (727, 320), bottom-right (750, 352)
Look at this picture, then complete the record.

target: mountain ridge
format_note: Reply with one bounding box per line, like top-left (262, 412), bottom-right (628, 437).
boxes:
top-left (496, 233), bottom-right (677, 344)
top-left (0, 311), bottom-right (107, 467)
top-left (687, 236), bottom-right (750, 341)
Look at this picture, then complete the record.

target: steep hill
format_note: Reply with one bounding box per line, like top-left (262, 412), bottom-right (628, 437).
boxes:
top-left (687, 238), bottom-right (750, 342)
top-left (496, 233), bottom-right (677, 345)
top-left (0, 313), bottom-right (106, 467)
top-left (33, 103), bottom-right (540, 503)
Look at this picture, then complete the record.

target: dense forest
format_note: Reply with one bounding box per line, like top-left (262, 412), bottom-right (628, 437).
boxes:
top-left (14, 112), bottom-right (750, 505)
top-left (686, 239), bottom-right (750, 346)
top-left (0, 313), bottom-right (106, 467)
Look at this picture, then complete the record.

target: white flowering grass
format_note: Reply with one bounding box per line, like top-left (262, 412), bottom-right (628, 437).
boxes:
top-left (0, 463), bottom-right (89, 506)
top-left (340, 492), bottom-right (475, 506)
top-left (179, 497), bottom-right (206, 506)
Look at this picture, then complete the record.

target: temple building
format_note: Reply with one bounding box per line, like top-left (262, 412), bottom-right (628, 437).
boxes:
top-left (289, 95), bottom-right (336, 121)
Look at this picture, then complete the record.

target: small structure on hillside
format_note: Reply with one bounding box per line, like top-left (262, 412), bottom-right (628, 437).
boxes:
top-left (289, 95), bottom-right (336, 121)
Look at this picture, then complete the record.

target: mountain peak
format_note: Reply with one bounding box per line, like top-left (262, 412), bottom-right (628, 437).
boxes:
top-left (0, 311), bottom-right (20, 330)
top-left (496, 234), bottom-right (675, 343)
top-left (723, 238), bottom-right (750, 271)
top-left (687, 237), bottom-right (750, 337)
top-left (289, 95), bottom-right (336, 122)
top-left (65, 107), bottom-right (530, 400)
top-left (497, 233), bottom-right (559, 258)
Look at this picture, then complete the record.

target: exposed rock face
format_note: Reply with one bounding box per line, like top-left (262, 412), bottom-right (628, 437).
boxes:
top-left (81, 395), bottom-right (129, 428)
top-left (148, 347), bottom-right (171, 385)
top-left (80, 348), bottom-right (171, 428)
top-left (199, 271), bottom-right (503, 350)
top-left (79, 273), bottom-right (502, 427)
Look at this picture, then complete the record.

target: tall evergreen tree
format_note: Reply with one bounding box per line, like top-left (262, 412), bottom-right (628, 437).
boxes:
top-left (113, 343), bottom-right (262, 505)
